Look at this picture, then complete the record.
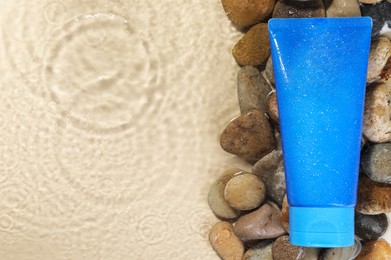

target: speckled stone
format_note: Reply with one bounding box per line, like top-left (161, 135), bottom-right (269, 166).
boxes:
top-left (224, 173), bottom-right (266, 211)
top-left (232, 23), bottom-right (270, 66)
top-left (209, 221), bottom-right (244, 260)
top-left (220, 110), bottom-right (276, 163)
top-left (272, 235), bottom-right (320, 260)
top-left (356, 175), bottom-right (391, 215)
top-left (221, 0), bottom-right (276, 27)
top-left (237, 66), bottom-right (272, 114)
top-left (281, 195), bottom-right (289, 232)
top-left (326, 0), bottom-right (361, 17)
top-left (234, 204), bottom-right (286, 241)
top-left (272, 0), bottom-right (325, 18)
top-left (262, 56), bottom-right (275, 86)
top-left (320, 238), bottom-right (362, 260)
top-left (361, 143), bottom-right (391, 184)
top-left (360, 0), bottom-right (391, 36)
top-left (363, 83), bottom-right (391, 143)
top-left (367, 37), bottom-right (391, 83)
top-left (355, 212), bottom-right (388, 240)
top-left (356, 239), bottom-right (391, 260)
top-left (208, 168), bottom-right (243, 219)
top-left (258, 159), bottom-right (286, 206)
top-left (252, 149), bottom-right (283, 179)
top-left (243, 242), bottom-right (273, 260)
top-left (266, 91), bottom-right (279, 124)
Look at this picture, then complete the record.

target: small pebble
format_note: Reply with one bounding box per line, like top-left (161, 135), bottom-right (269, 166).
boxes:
top-left (363, 83), bottom-right (391, 143)
top-left (262, 56), bottom-right (275, 86)
top-left (356, 175), bottom-right (391, 215)
top-left (367, 37), bottom-right (391, 83)
top-left (272, 235), bottom-right (319, 260)
top-left (326, 0), bottom-right (361, 17)
top-left (221, 0), bottom-right (276, 27)
top-left (234, 204), bottom-right (286, 241)
top-left (232, 23), bottom-right (270, 66)
top-left (252, 149), bottom-right (283, 179)
top-left (360, 0), bottom-right (391, 36)
top-left (361, 143), bottom-right (391, 184)
top-left (272, 0), bottom-right (325, 18)
top-left (237, 66), bottom-right (272, 114)
top-left (209, 221), bottom-right (244, 260)
top-left (208, 168), bottom-right (243, 219)
top-left (320, 238), bottom-right (362, 260)
top-left (355, 212), bottom-right (388, 240)
top-left (259, 160), bottom-right (286, 206)
top-left (281, 195), bottom-right (289, 232)
top-left (224, 173), bottom-right (266, 211)
top-left (356, 239), bottom-right (391, 260)
top-left (358, 0), bottom-right (383, 4)
top-left (380, 51), bottom-right (391, 84)
top-left (266, 91), bottom-right (279, 124)
top-left (243, 242), bottom-right (273, 260)
top-left (220, 110), bottom-right (276, 163)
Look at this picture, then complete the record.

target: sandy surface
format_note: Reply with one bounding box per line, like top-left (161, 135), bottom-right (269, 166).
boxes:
top-left (0, 0), bottom-right (389, 259)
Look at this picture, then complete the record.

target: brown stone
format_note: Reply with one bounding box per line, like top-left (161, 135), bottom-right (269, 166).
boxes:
top-left (356, 239), bottom-right (391, 260)
top-left (272, 0), bottom-right (325, 18)
top-left (266, 91), bottom-right (279, 124)
top-left (209, 221), bottom-right (244, 260)
top-left (281, 195), bottom-right (289, 232)
top-left (272, 235), bottom-right (319, 260)
top-left (356, 175), bottom-right (391, 215)
top-left (367, 37), bottom-right (391, 83)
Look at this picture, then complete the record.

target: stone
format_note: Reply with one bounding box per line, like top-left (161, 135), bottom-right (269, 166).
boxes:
top-left (360, 0), bottom-right (391, 36)
top-left (380, 50), bottom-right (391, 84)
top-left (266, 91), bottom-right (279, 124)
top-left (209, 221), bottom-right (244, 260)
top-left (237, 66), bottom-right (272, 114)
top-left (252, 149), bottom-right (283, 179)
top-left (325, 0), bottom-right (361, 17)
top-left (224, 173), bottom-right (266, 211)
top-left (320, 238), bottom-right (362, 260)
top-left (259, 159), bottom-right (286, 206)
top-left (220, 110), bottom-right (276, 163)
top-left (356, 175), bottom-right (391, 215)
top-left (363, 83), bottom-right (391, 143)
top-left (234, 204), bottom-right (286, 241)
top-left (281, 195), bottom-right (289, 232)
top-left (208, 168), bottom-right (243, 219)
top-left (272, 235), bottom-right (320, 260)
top-left (221, 0), bottom-right (276, 27)
top-left (361, 143), bottom-right (391, 184)
top-left (366, 37), bottom-right (391, 83)
top-left (262, 56), bottom-right (275, 86)
top-left (243, 242), bottom-right (273, 260)
top-left (232, 23), bottom-right (270, 66)
top-left (356, 239), bottom-right (391, 260)
top-left (272, 0), bottom-right (325, 18)
top-left (355, 212), bottom-right (388, 240)
top-left (358, 0), bottom-right (383, 4)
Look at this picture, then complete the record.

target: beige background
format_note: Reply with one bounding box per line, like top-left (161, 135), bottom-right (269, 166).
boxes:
top-left (0, 0), bottom-right (389, 259)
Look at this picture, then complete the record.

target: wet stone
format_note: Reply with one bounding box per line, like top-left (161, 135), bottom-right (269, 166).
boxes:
top-left (237, 66), bottom-right (272, 114)
top-left (356, 239), bottom-right (391, 260)
top-left (361, 143), bottom-right (391, 184)
top-left (325, 0), bottom-right (361, 17)
top-left (272, 235), bottom-right (320, 260)
top-left (320, 238), bottom-right (362, 260)
top-left (355, 212), bottom-right (388, 240)
top-left (209, 221), bottom-right (244, 260)
top-left (234, 204), bottom-right (286, 241)
top-left (356, 175), bottom-right (391, 215)
top-left (367, 37), bottom-right (391, 83)
top-left (220, 110), bottom-right (276, 163)
top-left (243, 242), bottom-right (273, 260)
top-left (360, 0), bottom-right (391, 36)
top-left (272, 0), bottom-right (325, 18)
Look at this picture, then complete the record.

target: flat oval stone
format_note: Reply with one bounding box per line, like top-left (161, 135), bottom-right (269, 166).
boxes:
top-left (326, 0), bottom-right (361, 17)
top-left (266, 91), bottom-right (279, 124)
top-left (220, 110), bottom-right (276, 163)
top-left (224, 173), bottom-right (266, 211)
top-left (320, 238), bottom-right (362, 260)
top-left (237, 66), bottom-right (272, 114)
top-left (363, 83), bottom-right (391, 143)
top-left (355, 212), bottom-right (388, 240)
top-left (361, 143), bottom-right (391, 184)
top-left (243, 242), bottom-right (273, 260)
top-left (367, 37), bottom-right (391, 83)
top-left (272, 0), bottom-right (325, 18)
top-left (272, 235), bottom-right (320, 260)
top-left (360, 0), bottom-right (391, 36)
top-left (209, 221), bottom-right (244, 260)
top-left (356, 239), bottom-right (391, 260)
top-left (208, 168), bottom-right (243, 219)
top-left (232, 23), bottom-right (270, 66)
top-left (356, 175), bottom-right (391, 215)
top-left (234, 204), bottom-right (286, 241)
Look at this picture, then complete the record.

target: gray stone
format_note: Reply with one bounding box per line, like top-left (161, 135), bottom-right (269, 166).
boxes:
top-left (355, 212), bottom-right (388, 240)
top-left (262, 56), bottom-right (275, 86)
top-left (252, 149), bottom-right (282, 179)
top-left (321, 238), bottom-right (362, 260)
top-left (243, 242), bottom-right (273, 260)
top-left (257, 159), bottom-right (286, 206)
top-left (361, 143), bottom-right (391, 184)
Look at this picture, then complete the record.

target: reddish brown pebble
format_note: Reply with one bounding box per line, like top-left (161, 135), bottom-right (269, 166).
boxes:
top-left (232, 23), bottom-right (270, 66)
top-left (356, 239), bottom-right (391, 260)
top-left (266, 91), bottom-right (279, 124)
top-left (220, 110), bottom-right (276, 163)
top-left (281, 195), bottom-right (289, 232)
top-left (209, 221), bottom-right (244, 260)
top-left (367, 37), bottom-right (391, 83)
top-left (272, 235), bottom-right (319, 260)
top-left (356, 175), bottom-right (391, 215)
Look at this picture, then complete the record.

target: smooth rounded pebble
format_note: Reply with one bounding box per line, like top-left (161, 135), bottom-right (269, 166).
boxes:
top-left (272, 235), bottom-right (320, 260)
top-left (220, 110), bottom-right (276, 163)
top-left (234, 204), bottom-right (286, 241)
top-left (224, 173), bottom-right (266, 211)
top-left (356, 175), bottom-right (391, 215)
top-left (259, 159), bottom-right (286, 206)
top-left (209, 221), bottom-right (244, 260)
top-left (356, 239), bottom-right (391, 260)
top-left (252, 149), bottom-right (282, 179)
top-left (355, 212), bottom-right (388, 240)
top-left (221, 0), bottom-right (276, 27)
top-left (232, 23), bottom-right (270, 66)
top-left (321, 238), bottom-right (362, 260)
top-left (243, 242), bottom-right (273, 260)
top-left (326, 0), bottom-right (361, 17)
top-left (363, 83), bottom-right (391, 143)
top-left (358, 0), bottom-right (383, 3)
top-left (361, 143), bottom-right (391, 184)
top-left (272, 0), bottom-right (325, 18)
top-left (281, 195), bottom-right (289, 232)
top-left (208, 168), bottom-right (243, 219)
top-left (367, 37), bottom-right (391, 83)
top-left (266, 91), bottom-right (279, 124)
top-left (237, 66), bottom-right (272, 114)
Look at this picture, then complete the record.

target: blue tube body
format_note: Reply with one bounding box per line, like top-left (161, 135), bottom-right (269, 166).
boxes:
top-left (268, 18), bottom-right (372, 247)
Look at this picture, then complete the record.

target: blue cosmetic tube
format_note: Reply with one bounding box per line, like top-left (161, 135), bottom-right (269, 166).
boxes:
top-left (268, 17), bottom-right (372, 247)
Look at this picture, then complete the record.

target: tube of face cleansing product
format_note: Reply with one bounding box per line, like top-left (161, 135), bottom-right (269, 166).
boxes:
top-left (268, 17), bottom-right (372, 247)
